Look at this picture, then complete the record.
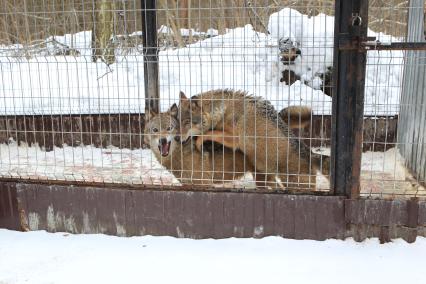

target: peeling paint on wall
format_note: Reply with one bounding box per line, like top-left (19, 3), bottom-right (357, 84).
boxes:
top-left (176, 226), bottom-right (185, 238)
top-left (113, 212), bottom-right (126, 237)
top-left (254, 226), bottom-right (264, 237)
top-left (47, 205), bottom-right (56, 232)
top-left (28, 213), bottom-right (40, 230)
top-left (82, 212), bottom-right (92, 233)
top-left (45, 205), bottom-right (78, 233)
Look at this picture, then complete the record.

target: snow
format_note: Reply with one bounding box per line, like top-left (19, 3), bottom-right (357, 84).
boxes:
top-left (0, 141), bottom-right (254, 188)
top-left (361, 148), bottom-right (425, 197)
top-left (1, 142), bottom-right (424, 196)
top-left (0, 229), bottom-right (425, 284)
top-left (269, 9), bottom-right (336, 82)
top-left (0, 141), bottom-right (179, 186)
top-left (158, 25), bottom-right (219, 37)
top-left (269, 8), bottom-right (403, 115)
top-left (0, 8), bottom-right (403, 116)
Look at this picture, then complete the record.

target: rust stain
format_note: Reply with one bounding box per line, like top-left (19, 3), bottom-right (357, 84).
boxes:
top-left (19, 209), bottom-right (29, 232)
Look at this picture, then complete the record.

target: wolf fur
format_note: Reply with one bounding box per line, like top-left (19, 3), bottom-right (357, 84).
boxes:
top-left (144, 104), bottom-right (260, 186)
top-left (177, 89), bottom-right (329, 189)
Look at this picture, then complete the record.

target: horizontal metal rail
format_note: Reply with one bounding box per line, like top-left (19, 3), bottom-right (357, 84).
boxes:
top-left (340, 40), bottom-right (426, 51)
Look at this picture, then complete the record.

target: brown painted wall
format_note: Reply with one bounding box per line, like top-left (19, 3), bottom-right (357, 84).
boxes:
top-left (0, 182), bottom-right (20, 230)
top-left (1, 180), bottom-right (424, 242)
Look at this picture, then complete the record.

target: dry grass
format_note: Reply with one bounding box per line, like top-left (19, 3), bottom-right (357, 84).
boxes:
top-left (0, 0), bottom-right (419, 46)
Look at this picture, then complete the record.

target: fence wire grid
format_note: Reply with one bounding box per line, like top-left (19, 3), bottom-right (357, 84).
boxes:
top-left (0, 0), bottom-right (425, 198)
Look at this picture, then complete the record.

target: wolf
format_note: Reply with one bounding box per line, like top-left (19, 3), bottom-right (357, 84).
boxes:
top-left (176, 89), bottom-right (329, 189)
top-left (280, 105), bottom-right (313, 130)
top-left (144, 104), bottom-right (261, 186)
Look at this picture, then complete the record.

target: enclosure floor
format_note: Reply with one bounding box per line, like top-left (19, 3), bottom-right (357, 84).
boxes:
top-left (314, 147), bottom-right (425, 198)
top-left (0, 143), bottom-right (423, 198)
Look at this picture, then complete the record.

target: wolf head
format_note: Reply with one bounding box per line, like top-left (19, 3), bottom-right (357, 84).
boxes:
top-left (144, 104), bottom-right (180, 157)
top-left (176, 91), bottom-right (204, 144)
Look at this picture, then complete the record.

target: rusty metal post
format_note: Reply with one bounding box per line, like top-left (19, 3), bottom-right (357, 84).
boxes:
top-left (331, 0), bottom-right (369, 198)
top-left (141, 0), bottom-right (159, 114)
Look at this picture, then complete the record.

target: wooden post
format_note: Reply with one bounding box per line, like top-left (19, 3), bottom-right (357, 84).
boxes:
top-left (141, 0), bottom-right (160, 114)
top-left (179, 0), bottom-right (189, 28)
top-left (331, 0), bottom-right (369, 198)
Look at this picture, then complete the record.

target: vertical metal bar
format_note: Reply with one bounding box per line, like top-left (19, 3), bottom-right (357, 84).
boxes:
top-left (141, 0), bottom-right (159, 113)
top-left (331, 0), bottom-right (369, 198)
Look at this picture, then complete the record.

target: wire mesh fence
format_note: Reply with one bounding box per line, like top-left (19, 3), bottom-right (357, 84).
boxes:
top-left (361, 0), bottom-right (426, 198)
top-left (0, 0), bottom-right (424, 197)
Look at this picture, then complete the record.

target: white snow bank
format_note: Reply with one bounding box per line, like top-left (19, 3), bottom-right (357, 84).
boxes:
top-left (0, 229), bottom-right (425, 284)
top-left (0, 8), bottom-right (403, 116)
top-left (269, 8), bottom-right (403, 115)
top-left (158, 25), bottom-right (219, 37)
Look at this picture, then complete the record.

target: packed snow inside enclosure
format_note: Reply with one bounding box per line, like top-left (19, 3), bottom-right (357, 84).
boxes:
top-left (0, 141), bottom-right (255, 189)
top-left (0, 142), bottom-right (424, 196)
top-left (0, 8), bottom-right (403, 116)
top-left (1, 229), bottom-right (426, 284)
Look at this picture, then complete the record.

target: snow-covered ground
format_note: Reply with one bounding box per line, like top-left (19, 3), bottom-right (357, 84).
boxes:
top-left (0, 141), bottom-right (179, 186)
top-left (0, 142), bottom-right (424, 196)
top-left (0, 229), bottom-right (425, 284)
top-left (0, 8), bottom-right (403, 116)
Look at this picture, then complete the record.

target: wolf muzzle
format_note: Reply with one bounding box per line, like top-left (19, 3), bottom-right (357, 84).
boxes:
top-left (158, 138), bottom-right (171, 157)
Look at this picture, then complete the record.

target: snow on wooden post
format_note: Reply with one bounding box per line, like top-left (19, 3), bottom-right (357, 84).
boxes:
top-left (141, 0), bottom-right (160, 114)
top-left (331, 0), bottom-right (369, 198)
top-left (398, 0), bottom-right (426, 184)
top-left (91, 0), bottom-right (116, 65)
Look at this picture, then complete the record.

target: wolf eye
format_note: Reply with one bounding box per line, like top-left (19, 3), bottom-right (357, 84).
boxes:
top-left (152, 127), bottom-right (158, 133)
top-left (183, 119), bottom-right (191, 126)
top-left (166, 126), bottom-right (173, 131)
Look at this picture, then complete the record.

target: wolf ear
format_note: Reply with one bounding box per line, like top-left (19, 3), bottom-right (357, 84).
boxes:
top-left (169, 103), bottom-right (178, 118)
top-left (179, 91), bottom-right (188, 102)
top-left (145, 108), bottom-right (158, 122)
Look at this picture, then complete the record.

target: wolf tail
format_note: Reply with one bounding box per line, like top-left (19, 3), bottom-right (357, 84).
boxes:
top-left (280, 106), bottom-right (313, 129)
top-left (281, 105), bottom-right (330, 176)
